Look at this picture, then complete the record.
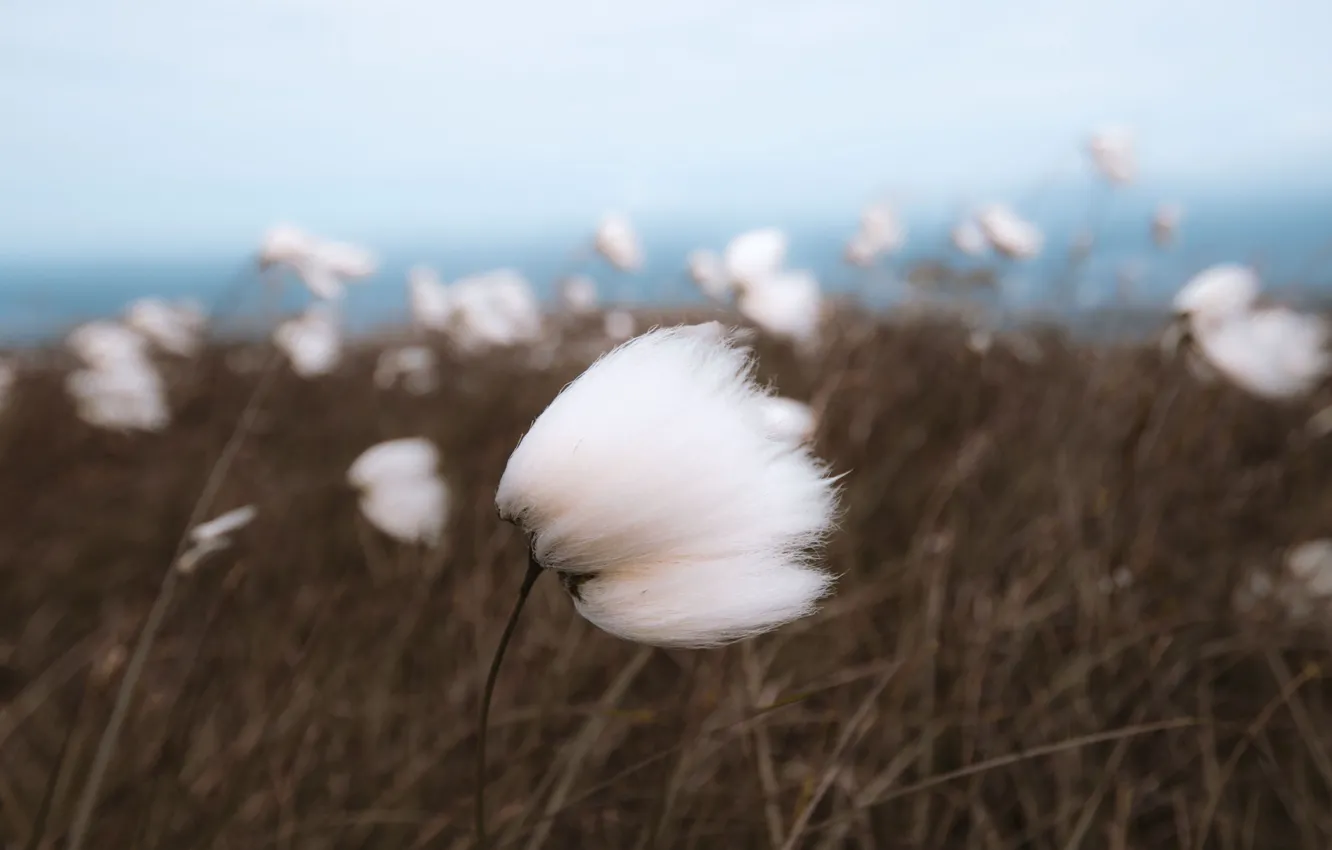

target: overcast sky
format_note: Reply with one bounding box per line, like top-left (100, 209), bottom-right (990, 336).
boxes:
top-left (2, 0), bottom-right (1330, 260)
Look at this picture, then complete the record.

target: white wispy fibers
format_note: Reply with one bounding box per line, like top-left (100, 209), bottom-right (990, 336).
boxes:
top-left (348, 437), bottom-right (448, 546)
top-left (950, 219), bottom-right (988, 256)
top-left (687, 249), bottom-right (731, 302)
top-left (724, 228), bottom-right (788, 290)
top-left (844, 203), bottom-right (904, 267)
top-left (557, 275), bottom-right (599, 314)
top-left (258, 224), bottom-right (377, 300)
top-left (374, 346), bottom-right (439, 395)
top-left (496, 324), bottom-right (841, 647)
top-left (1087, 127), bottom-right (1136, 185)
top-left (177, 505), bottom-right (257, 575)
top-left (735, 270), bottom-right (824, 350)
top-left (1166, 264), bottom-right (1330, 399)
top-left (124, 298), bottom-right (207, 357)
top-left (408, 265), bottom-right (454, 331)
top-left (603, 309), bottom-right (636, 342)
top-left (593, 214), bottom-right (644, 273)
top-left (1152, 203), bottom-right (1183, 247)
top-left (976, 205), bottom-right (1044, 260)
top-left (273, 303), bottom-right (343, 378)
top-left (759, 396), bottom-right (817, 445)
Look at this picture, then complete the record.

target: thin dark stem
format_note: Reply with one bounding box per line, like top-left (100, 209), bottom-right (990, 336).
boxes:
top-left (476, 553), bottom-right (544, 849)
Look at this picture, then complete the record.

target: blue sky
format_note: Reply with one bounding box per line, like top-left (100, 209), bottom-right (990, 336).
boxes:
top-left (2, 0), bottom-right (1330, 260)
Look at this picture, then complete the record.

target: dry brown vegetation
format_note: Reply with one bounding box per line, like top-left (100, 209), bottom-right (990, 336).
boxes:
top-left (2, 309), bottom-right (1332, 849)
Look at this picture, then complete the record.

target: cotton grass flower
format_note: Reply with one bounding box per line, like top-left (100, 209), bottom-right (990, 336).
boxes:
top-left (1087, 127), bottom-right (1136, 185)
top-left (124, 298), bottom-right (207, 357)
top-left (844, 203), bottom-right (904, 267)
top-left (273, 304), bottom-right (342, 378)
top-left (687, 249), bottom-right (730, 302)
top-left (177, 505), bottom-right (257, 575)
top-left (735, 270), bottom-right (824, 350)
top-left (593, 214), bottom-right (644, 273)
top-left (557, 275), bottom-right (599, 314)
top-left (258, 224), bottom-right (377, 300)
top-left (1164, 264), bottom-right (1330, 399)
top-left (476, 323), bottom-right (841, 843)
top-left (65, 321), bottom-right (170, 432)
top-left (348, 437), bottom-right (448, 546)
top-left (438, 270), bottom-right (543, 353)
top-left (759, 396), bottom-right (817, 445)
top-left (976, 205), bottom-right (1043, 260)
top-left (950, 219), bottom-right (988, 256)
top-left (374, 346), bottom-right (438, 395)
top-left (1152, 203), bottom-right (1182, 247)
top-left (408, 266), bottom-right (454, 331)
top-left (724, 228), bottom-right (788, 291)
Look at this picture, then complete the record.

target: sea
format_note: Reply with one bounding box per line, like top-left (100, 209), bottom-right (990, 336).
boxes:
top-left (2, 184), bottom-right (1330, 346)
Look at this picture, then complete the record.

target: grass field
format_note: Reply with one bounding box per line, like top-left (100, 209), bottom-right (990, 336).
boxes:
top-left (2, 308), bottom-right (1331, 849)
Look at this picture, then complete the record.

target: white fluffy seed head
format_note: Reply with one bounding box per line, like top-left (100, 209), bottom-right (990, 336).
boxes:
top-left (495, 325), bottom-right (842, 648)
top-left (594, 214), bottom-right (644, 273)
top-left (1174, 264), bottom-right (1259, 319)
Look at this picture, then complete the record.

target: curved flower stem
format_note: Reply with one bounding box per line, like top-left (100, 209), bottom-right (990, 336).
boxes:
top-left (477, 554), bottom-right (544, 849)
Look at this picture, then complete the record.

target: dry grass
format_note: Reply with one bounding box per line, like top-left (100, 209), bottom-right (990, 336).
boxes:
top-left (2, 308), bottom-right (1332, 849)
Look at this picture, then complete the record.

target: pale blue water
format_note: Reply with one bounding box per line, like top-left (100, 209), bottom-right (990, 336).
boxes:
top-left (2, 184), bottom-right (1329, 345)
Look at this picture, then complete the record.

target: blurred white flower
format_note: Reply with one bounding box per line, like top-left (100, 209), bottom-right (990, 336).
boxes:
top-left (274, 303), bottom-right (343, 378)
top-left (950, 220), bottom-right (988, 256)
top-left (1152, 203), bottom-right (1182, 247)
top-left (1087, 127), bottom-right (1136, 185)
top-left (724, 228), bottom-right (788, 291)
top-left (444, 269), bottom-right (544, 352)
top-left (66, 360), bottom-right (169, 432)
top-left (594, 214), bottom-right (644, 273)
top-left (735, 270), bottom-right (823, 349)
top-left (687, 249), bottom-right (731, 302)
top-left (348, 437), bottom-right (448, 546)
top-left (177, 505), bottom-right (257, 575)
top-left (603, 310), bottom-right (636, 342)
top-left (495, 325), bottom-right (842, 647)
top-left (557, 275), bottom-right (599, 314)
top-left (1167, 264), bottom-right (1330, 399)
top-left (258, 224), bottom-right (377, 300)
top-left (375, 346), bottom-right (439, 395)
top-left (124, 298), bottom-right (207, 357)
top-left (844, 203), bottom-right (904, 267)
top-left (67, 321), bottom-right (151, 370)
top-left (976, 205), bottom-right (1044, 260)
top-left (408, 266), bottom-right (454, 331)
top-left (758, 396), bottom-right (817, 445)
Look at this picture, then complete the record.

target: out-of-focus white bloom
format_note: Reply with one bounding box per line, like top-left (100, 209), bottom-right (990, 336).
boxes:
top-left (557, 275), bottom-right (599, 314)
top-left (178, 505), bottom-right (257, 575)
top-left (758, 396), bottom-right (817, 445)
top-left (444, 269), bottom-right (544, 352)
top-left (1245, 542), bottom-right (1332, 619)
top-left (603, 310), bottom-right (636, 341)
top-left (724, 228), bottom-right (788, 290)
top-left (274, 304), bottom-right (342, 378)
top-left (408, 266), bottom-right (454, 331)
top-left (374, 346), bottom-right (438, 395)
top-left (593, 214), bottom-right (644, 273)
top-left (66, 360), bottom-right (169, 432)
top-left (348, 437), bottom-right (448, 546)
top-left (1152, 203), bottom-right (1182, 247)
top-left (735, 270), bottom-right (823, 349)
top-left (951, 220), bottom-right (988, 256)
top-left (687, 249), bottom-right (731, 302)
top-left (976, 205), bottom-right (1044, 260)
top-left (495, 325), bottom-right (842, 647)
top-left (257, 224), bottom-right (377, 300)
top-left (67, 321), bottom-right (151, 370)
top-left (1167, 264), bottom-right (1330, 399)
top-left (1087, 127), bottom-right (1136, 185)
top-left (845, 204), bottom-right (904, 267)
top-left (0, 359), bottom-right (16, 414)
top-left (124, 298), bottom-right (207, 357)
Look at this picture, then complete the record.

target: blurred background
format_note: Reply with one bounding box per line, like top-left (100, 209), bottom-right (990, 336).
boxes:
top-left (2, 0), bottom-right (1331, 340)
